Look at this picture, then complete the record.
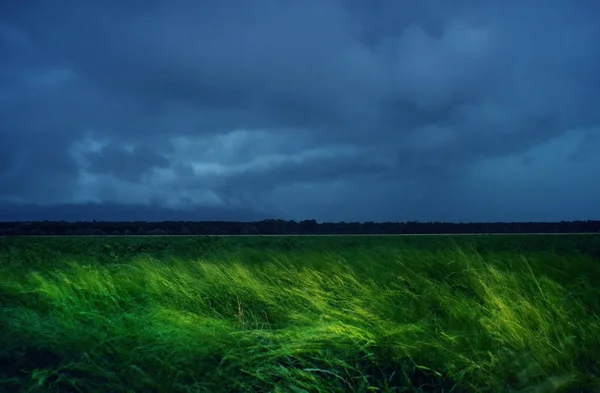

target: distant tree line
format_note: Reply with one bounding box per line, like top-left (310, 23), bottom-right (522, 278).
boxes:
top-left (0, 219), bottom-right (599, 236)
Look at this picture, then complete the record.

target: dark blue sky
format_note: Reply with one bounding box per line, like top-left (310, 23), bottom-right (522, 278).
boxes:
top-left (1, 0), bottom-right (599, 222)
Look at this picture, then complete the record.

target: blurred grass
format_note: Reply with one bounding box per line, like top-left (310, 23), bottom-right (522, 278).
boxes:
top-left (0, 235), bottom-right (599, 392)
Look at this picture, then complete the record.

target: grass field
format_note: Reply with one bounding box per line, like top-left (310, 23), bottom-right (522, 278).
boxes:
top-left (1, 235), bottom-right (599, 392)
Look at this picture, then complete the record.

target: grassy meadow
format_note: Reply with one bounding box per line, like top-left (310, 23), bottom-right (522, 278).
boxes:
top-left (1, 234), bottom-right (599, 392)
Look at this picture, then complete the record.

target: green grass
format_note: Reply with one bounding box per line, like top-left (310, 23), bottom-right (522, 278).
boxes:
top-left (1, 235), bottom-right (599, 392)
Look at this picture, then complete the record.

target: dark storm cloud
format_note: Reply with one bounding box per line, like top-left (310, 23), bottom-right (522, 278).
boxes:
top-left (1, 0), bottom-right (599, 221)
top-left (566, 128), bottom-right (600, 164)
top-left (0, 202), bottom-right (268, 222)
top-left (84, 144), bottom-right (170, 182)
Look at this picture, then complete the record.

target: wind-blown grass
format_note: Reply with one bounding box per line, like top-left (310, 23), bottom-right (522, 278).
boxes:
top-left (0, 236), bottom-right (599, 392)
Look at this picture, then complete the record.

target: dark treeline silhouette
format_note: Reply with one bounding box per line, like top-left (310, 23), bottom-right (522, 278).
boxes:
top-left (0, 220), bottom-right (599, 236)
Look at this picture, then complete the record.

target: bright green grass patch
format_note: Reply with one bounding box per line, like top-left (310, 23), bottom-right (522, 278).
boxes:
top-left (1, 235), bottom-right (599, 392)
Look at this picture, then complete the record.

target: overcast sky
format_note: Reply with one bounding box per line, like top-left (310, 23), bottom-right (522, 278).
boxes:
top-left (1, 0), bottom-right (599, 222)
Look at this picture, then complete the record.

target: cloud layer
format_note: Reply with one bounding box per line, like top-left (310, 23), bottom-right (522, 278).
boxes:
top-left (1, 0), bottom-right (599, 221)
